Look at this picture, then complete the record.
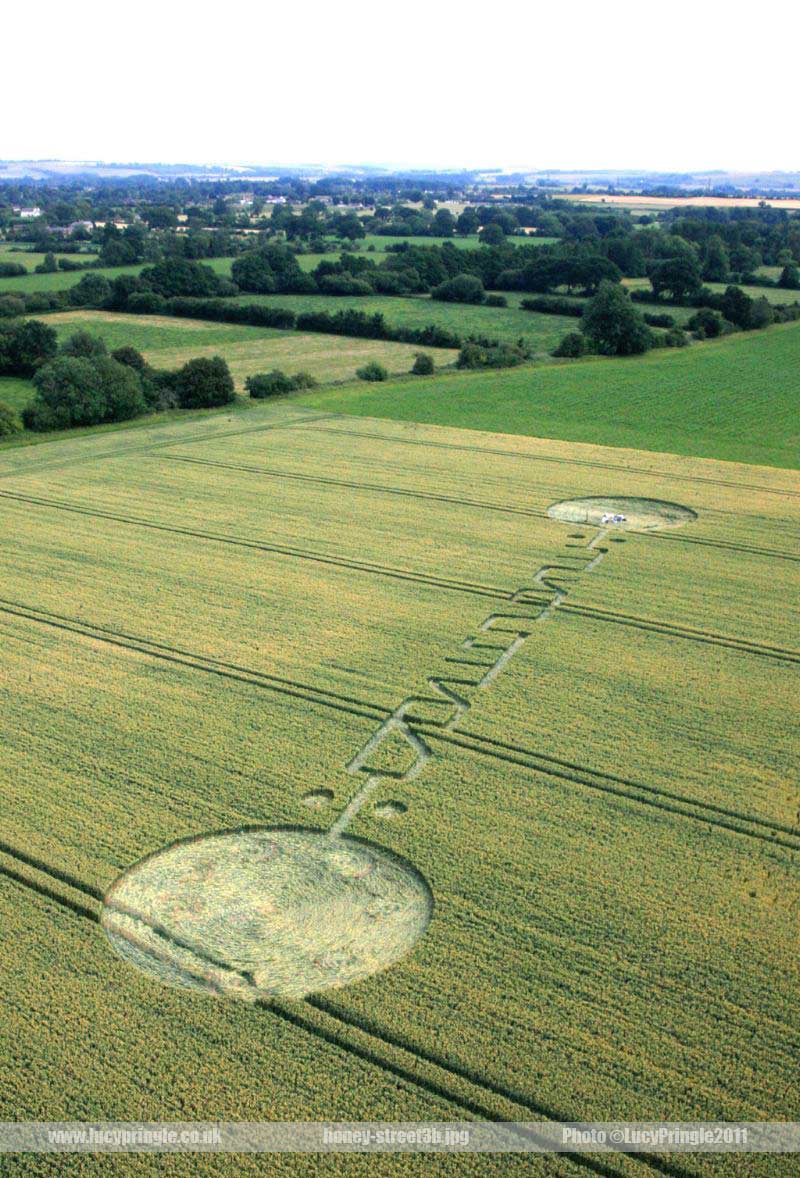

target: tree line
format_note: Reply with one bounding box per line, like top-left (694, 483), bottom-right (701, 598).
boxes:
top-left (0, 319), bottom-right (237, 433)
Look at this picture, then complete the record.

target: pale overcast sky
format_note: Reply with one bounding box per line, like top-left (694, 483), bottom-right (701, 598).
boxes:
top-left (4, 0), bottom-right (796, 172)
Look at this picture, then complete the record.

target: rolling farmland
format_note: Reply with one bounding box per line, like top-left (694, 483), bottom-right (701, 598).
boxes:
top-left (0, 244), bottom-right (100, 271)
top-left (353, 233), bottom-right (559, 252)
top-left (622, 276), bottom-right (800, 307)
top-left (0, 400), bottom-right (797, 1169)
top-left (0, 255), bottom-right (231, 294)
top-left (298, 319), bottom-right (800, 468)
top-left (558, 193), bottom-right (800, 211)
top-left (43, 310), bottom-right (456, 387)
top-left (0, 261), bottom-right (146, 295)
top-left (0, 377), bottom-right (33, 414)
top-left (224, 291), bottom-right (576, 352)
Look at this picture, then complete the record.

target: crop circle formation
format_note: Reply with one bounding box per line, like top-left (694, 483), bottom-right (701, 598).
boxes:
top-left (101, 828), bottom-right (432, 1001)
top-left (547, 496), bottom-right (697, 530)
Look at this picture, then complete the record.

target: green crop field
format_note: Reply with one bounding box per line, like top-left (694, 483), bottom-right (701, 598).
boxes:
top-left (0, 239), bottom-right (560, 298)
top-left (44, 310), bottom-right (457, 387)
top-left (298, 319), bottom-right (800, 468)
top-left (623, 276), bottom-right (800, 307)
top-left (0, 261), bottom-right (145, 295)
top-left (0, 254), bottom-right (237, 294)
top-left (520, 289), bottom-right (697, 326)
top-left (0, 376), bottom-right (34, 414)
top-left (0, 244), bottom-right (100, 271)
top-left (225, 292), bottom-right (575, 352)
top-left (354, 233), bottom-right (558, 252)
top-left (0, 401), bottom-right (797, 1165)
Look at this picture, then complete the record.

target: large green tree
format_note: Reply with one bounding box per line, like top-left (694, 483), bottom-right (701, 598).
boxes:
top-left (649, 255), bottom-right (703, 301)
top-left (174, 356), bottom-right (235, 409)
top-left (431, 273), bottom-right (485, 304)
top-left (479, 222), bottom-right (505, 246)
top-left (432, 208), bottom-right (456, 236)
top-left (0, 318), bottom-right (58, 376)
top-left (456, 209), bottom-right (480, 236)
top-left (68, 273), bottom-right (113, 308)
top-left (580, 281), bottom-right (652, 356)
top-left (702, 235), bottom-right (731, 283)
top-left (24, 354), bottom-right (146, 430)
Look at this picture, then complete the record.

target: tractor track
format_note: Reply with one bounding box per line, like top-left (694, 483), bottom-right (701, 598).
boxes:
top-left (5, 598), bottom-right (795, 853)
top-left (161, 453), bottom-right (549, 519)
top-left (301, 422), bottom-right (800, 499)
top-left (0, 852), bottom-right (679, 1178)
top-left (415, 727), bottom-right (800, 850)
top-left (0, 412), bottom-right (339, 483)
top-left (0, 488), bottom-right (511, 600)
top-left (502, 593), bottom-right (799, 663)
top-left (644, 530), bottom-right (800, 562)
top-left (556, 601), bottom-right (800, 663)
top-left (0, 599), bottom-right (389, 724)
top-left (3, 490), bottom-right (797, 658)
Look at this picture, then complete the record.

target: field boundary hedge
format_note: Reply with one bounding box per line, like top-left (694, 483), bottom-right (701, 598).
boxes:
top-left (158, 298), bottom-right (468, 350)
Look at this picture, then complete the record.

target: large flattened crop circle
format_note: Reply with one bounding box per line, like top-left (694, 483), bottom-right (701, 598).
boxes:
top-left (101, 828), bottom-right (432, 1001)
top-left (547, 496), bottom-right (696, 530)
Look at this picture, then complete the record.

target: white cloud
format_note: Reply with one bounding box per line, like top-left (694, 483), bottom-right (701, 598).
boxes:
top-left (3, 0), bottom-right (796, 171)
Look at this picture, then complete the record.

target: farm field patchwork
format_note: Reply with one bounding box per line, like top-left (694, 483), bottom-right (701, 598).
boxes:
top-left (224, 291), bottom-right (576, 352)
top-left (298, 319), bottom-right (800, 468)
top-left (517, 290), bottom-right (697, 326)
top-left (0, 254), bottom-right (238, 295)
top-left (351, 233), bottom-right (559, 253)
top-left (623, 276), bottom-right (800, 307)
top-left (0, 402), bottom-right (798, 1161)
top-left (0, 376), bottom-right (34, 414)
top-left (556, 193), bottom-right (800, 211)
top-left (0, 244), bottom-right (100, 271)
top-left (44, 310), bottom-right (456, 386)
top-left (0, 261), bottom-right (145, 295)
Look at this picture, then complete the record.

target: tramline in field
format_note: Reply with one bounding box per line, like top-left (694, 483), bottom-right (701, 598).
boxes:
top-left (100, 490), bottom-right (696, 1001)
top-left (0, 402), bottom-right (796, 1135)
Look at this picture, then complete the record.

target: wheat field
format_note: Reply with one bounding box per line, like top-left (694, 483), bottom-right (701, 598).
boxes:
top-left (0, 401), bottom-right (797, 1173)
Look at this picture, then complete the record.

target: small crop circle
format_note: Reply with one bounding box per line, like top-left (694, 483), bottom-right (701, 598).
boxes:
top-left (548, 496), bottom-right (696, 531)
top-left (375, 801), bottom-right (408, 819)
top-left (301, 790), bottom-right (334, 808)
top-left (102, 828), bottom-right (432, 1001)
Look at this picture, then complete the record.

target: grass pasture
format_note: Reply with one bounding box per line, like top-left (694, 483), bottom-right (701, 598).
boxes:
top-left (299, 318), bottom-right (800, 468)
top-left (225, 291), bottom-right (575, 353)
top-left (354, 233), bottom-right (559, 253)
top-left (0, 260), bottom-right (144, 295)
top-left (0, 402), bottom-right (797, 1149)
top-left (44, 310), bottom-right (456, 387)
top-left (0, 376), bottom-right (34, 415)
top-left (0, 244), bottom-right (100, 272)
top-left (623, 275), bottom-right (800, 307)
top-left (0, 253), bottom-right (237, 295)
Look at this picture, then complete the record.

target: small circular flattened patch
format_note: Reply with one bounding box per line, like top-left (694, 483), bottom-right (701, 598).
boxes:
top-left (548, 496), bottom-right (696, 531)
top-left (301, 789), bottom-right (334, 808)
top-left (375, 801), bottom-right (408, 819)
top-left (101, 828), bottom-right (432, 1002)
